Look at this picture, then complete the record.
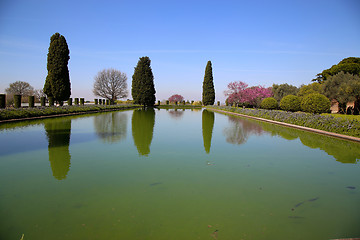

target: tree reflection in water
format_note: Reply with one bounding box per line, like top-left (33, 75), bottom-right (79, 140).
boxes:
top-left (223, 114), bottom-right (360, 164)
top-left (132, 108), bottom-right (155, 156)
top-left (202, 110), bottom-right (214, 154)
top-left (44, 118), bottom-right (71, 180)
top-left (94, 112), bottom-right (128, 143)
top-left (223, 116), bottom-right (265, 145)
top-left (168, 109), bottom-right (184, 119)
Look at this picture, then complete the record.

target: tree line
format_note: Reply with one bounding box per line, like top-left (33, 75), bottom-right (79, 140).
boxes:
top-left (224, 57), bottom-right (360, 114)
top-left (1, 32), bottom-right (216, 108)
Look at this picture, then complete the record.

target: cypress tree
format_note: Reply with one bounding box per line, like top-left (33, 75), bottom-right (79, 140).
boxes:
top-left (202, 61), bottom-right (215, 105)
top-left (44, 33), bottom-right (71, 103)
top-left (131, 56), bottom-right (156, 107)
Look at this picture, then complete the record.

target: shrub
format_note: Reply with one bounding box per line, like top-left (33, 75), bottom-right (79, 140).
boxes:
top-left (260, 97), bottom-right (278, 110)
top-left (40, 97), bottom-right (46, 106)
top-left (106, 99), bottom-right (109, 105)
top-left (158, 100), bottom-right (160, 105)
top-left (280, 95), bottom-right (301, 112)
top-left (301, 93), bottom-right (331, 114)
top-left (217, 101), bottom-right (220, 106)
top-left (48, 97), bottom-right (54, 106)
top-left (80, 98), bottom-right (85, 105)
top-left (95, 99), bottom-right (98, 105)
top-left (14, 95), bottom-right (21, 108)
top-left (28, 96), bottom-right (35, 108)
top-left (0, 94), bottom-right (5, 108)
top-left (67, 98), bottom-right (72, 106)
top-left (166, 100), bottom-right (169, 105)
top-left (74, 98), bottom-right (79, 105)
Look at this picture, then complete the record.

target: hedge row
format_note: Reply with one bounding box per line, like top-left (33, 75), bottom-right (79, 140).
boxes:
top-left (261, 93), bottom-right (331, 114)
top-left (209, 106), bottom-right (360, 138)
top-left (0, 104), bottom-right (140, 121)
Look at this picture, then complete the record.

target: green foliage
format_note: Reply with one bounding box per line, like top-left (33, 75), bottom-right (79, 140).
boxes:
top-left (28, 96), bottom-right (35, 107)
top-left (166, 100), bottom-right (169, 105)
top-left (279, 95), bottom-right (301, 112)
top-left (67, 98), bottom-right (72, 106)
top-left (131, 56), bottom-right (156, 106)
top-left (297, 82), bottom-right (322, 98)
top-left (209, 106), bottom-right (360, 138)
top-left (272, 83), bottom-right (299, 102)
top-left (48, 97), bottom-right (54, 106)
top-left (14, 95), bottom-right (21, 108)
top-left (95, 99), bottom-right (98, 105)
top-left (158, 100), bottom-right (160, 105)
top-left (0, 94), bottom-right (5, 108)
top-left (315, 57), bottom-right (360, 82)
top-left (322, 72), bottom-right (360, 113)
top-left (40, 97), bottom-right (46, 106)
top-left (202, 61), bottom-right (215, 105)
top-left (80, 98), bottom-right (85, 105)
top-left (74, 98), bottom-right (79, 105)
top-left (44, 33), bottom-right (71, 102)
top-left (217, 101), bottom-right (220, 106)
top-left (260, 97), bottom-right (278, 110)
top-left (301, 93), bottom-right (330, 114)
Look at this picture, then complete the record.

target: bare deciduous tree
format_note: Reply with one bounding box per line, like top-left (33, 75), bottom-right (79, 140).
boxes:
top-left (5, 81), bottom-right (34, 96)
top-left (93, 69), bottom-right (128, 104)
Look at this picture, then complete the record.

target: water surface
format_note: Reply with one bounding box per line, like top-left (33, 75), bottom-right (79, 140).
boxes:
top-left (0, 108), bottom-right (359, 240)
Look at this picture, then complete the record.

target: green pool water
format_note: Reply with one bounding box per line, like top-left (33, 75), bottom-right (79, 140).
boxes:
top-left (0, 108), bottom-right (359, 240)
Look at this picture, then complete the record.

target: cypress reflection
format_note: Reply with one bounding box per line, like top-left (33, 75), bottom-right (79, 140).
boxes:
top-left (202, 109), bottom-right (214, 154)
top-left (131, 108), bottom-right (155, 156)
top-left (44, 118), bottom-right (71, 180)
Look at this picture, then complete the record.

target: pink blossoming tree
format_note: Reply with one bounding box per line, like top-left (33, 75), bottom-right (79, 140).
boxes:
top-left (168, 94), bottom-right (184, 103)
top-left (224, 81), bottom-right (273, 107)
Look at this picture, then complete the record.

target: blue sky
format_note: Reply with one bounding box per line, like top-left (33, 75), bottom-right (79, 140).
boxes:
top-left (1, 0), bottom-right (359, 102)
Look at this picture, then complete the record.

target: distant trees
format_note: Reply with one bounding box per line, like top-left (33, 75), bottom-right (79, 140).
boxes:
top-left (93, 68), bottom-right (128, 104)
top-left (272, 83), bottom-right (299, 102)
top-left (202, 61), bottom-right (215, 105)
top-left (224, 81), bottom-right (272, 107)
top-left (44, 32), bottom-right (71, 105)
top-left (5, 81), bottom-right (34, 96)
top-left (168, 94), bottom-right (184, 103)
top-left (131, 56), bottom-right (156, 107)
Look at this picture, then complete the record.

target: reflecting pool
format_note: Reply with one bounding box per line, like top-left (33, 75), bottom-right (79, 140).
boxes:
top-left (0, 108), bottom-right (359, 240)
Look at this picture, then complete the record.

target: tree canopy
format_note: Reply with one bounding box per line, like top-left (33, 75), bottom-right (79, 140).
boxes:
top-left (202, 61), bottom-right (215, 105)
top-left (272, 83), bottom-right (299, 102)
top-left (131, 56), bottom-right (156, 107)
top-left (323, 72), bottom-right (360, 113)
top-left (44, 32), bottom-right (71, 103)
top-left (313, 57), bottom-right (360, 83)
top-left (224, 81), bottom-right (272, 107)
top-left (93, 68), bottom-right (128, 104)
top-left (168, 94), bottom-right (184, 103)
top-left (5, 81), bottom-right (34, 96)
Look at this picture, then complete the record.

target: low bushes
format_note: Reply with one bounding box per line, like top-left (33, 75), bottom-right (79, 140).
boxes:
top-left (260, 97), bottom-right (278, 110)
top-left (280, 95), bottom-right (301, 112)
top-left (301, 93), bottom-right (330, 114)
top-left (209, 106), bottom-right (360, 138)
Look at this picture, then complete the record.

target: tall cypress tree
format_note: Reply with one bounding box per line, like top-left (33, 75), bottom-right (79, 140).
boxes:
top-left (44, 33), bottom-right (71, 104)
top-left (202, 60), bottom-right (215, 105)
top-left (131, 56), bottom-right (156, 107)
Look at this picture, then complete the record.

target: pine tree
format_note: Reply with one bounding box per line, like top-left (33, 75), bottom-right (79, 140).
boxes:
top-left (131, 56), bottom-right (156, 107)
top-left (202, 61), bottom-right (215, 105)
top-left (44, 33), bottom-right (71, 103)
